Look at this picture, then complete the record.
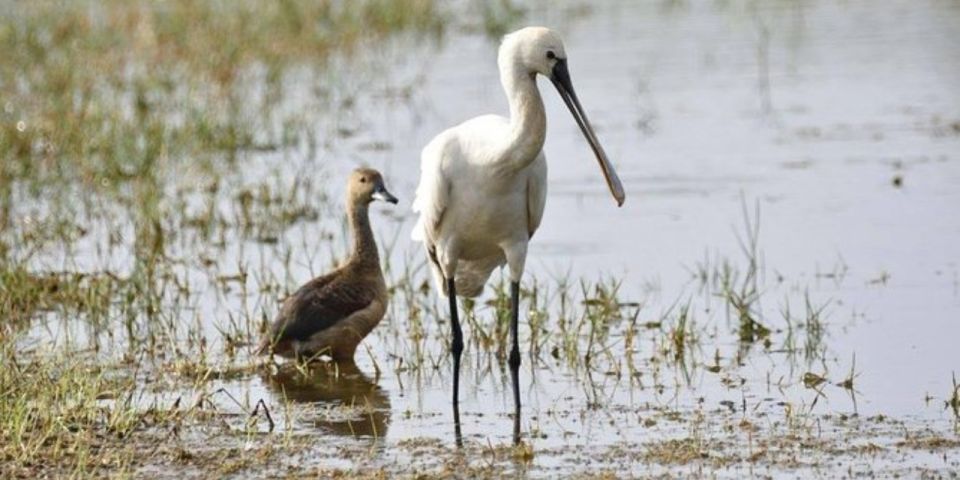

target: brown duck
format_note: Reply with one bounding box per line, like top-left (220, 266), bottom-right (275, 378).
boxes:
top-left (258, 168), bottom-right (397, 361)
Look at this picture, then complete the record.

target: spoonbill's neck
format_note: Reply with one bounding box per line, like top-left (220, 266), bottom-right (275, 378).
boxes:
top-left (499, 58), bottom-right (546, 171)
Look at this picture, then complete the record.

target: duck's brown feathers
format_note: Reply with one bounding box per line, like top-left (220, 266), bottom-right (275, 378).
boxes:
top-left (259, 262), bottom-right (385, 360)
top-left (270, 266), bottom-right (375, 340)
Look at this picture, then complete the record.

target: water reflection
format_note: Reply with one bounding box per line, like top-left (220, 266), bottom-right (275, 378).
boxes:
top-left (261, 361), bottom-right (390, 438)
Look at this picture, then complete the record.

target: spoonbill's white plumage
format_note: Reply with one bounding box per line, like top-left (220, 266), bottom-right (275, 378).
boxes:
top-left (412, 26), bottom-right (625, 443)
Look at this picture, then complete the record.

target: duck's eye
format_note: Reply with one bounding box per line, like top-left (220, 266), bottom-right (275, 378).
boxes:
top-left (360, 177), bottom-right (368, 183)
top-left (546, 50), bottom-right (556, 60)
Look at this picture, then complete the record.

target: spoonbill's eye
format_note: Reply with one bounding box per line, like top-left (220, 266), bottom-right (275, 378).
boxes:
top-left (546, 50), bottom-right (556, 60)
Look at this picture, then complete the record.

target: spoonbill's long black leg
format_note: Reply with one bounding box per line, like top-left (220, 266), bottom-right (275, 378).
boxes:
top-left (509, 280), bottom-right (522, 444)
top-left (447, 277), bottom-right (464, 446)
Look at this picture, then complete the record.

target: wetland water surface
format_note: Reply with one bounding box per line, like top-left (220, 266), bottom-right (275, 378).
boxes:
top-left (6, 0), bottom-right (960, 477)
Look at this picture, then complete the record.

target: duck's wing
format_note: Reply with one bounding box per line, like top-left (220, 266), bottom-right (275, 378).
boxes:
top-left (266, 271), bottom-right (376, 346)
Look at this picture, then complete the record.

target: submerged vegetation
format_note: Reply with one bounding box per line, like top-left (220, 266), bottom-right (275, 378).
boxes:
top-left (0, 1), bottom-right (443, 475)
top-left (0, 0), bottom-right (442, 189)
top-left (1, 0), bottom-right (957, 478)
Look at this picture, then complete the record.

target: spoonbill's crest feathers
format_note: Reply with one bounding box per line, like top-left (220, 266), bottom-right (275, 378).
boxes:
top-left (499, 26), bottom-right (567, 77)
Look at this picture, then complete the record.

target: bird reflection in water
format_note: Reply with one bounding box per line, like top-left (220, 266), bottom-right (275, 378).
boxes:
top-left (261, 360), bottom-right (390, 438)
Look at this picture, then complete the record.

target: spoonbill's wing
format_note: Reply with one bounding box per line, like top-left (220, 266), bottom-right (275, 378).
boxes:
top-left (412, 133), bottom-right (452, 243)
top-left (526, 154), bottom-right (548, 238)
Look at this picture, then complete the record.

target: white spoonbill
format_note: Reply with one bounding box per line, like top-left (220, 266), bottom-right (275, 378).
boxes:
top-left (412, 26), bottom-right (625, 442)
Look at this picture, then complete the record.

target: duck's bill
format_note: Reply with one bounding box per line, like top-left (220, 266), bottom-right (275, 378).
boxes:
top-left (372, 185), bottom-right (399, 204)
top-left (550, 59), bottom-right (626, 207)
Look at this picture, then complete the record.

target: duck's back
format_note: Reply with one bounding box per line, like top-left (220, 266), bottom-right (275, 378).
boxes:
top-left (260, 263), bottom-right (385, 359)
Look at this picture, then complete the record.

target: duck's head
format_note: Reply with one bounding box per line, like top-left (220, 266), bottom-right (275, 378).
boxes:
top-left (348, 168), bottom-right (398, 206)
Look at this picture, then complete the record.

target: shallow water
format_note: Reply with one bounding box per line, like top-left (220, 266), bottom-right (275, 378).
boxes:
top-left (12, 0), bottom-right (960, 476)
top-left (300, 0), bottom-right (960, 413)
top-left (228, 0), bottom-right (960, 474)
